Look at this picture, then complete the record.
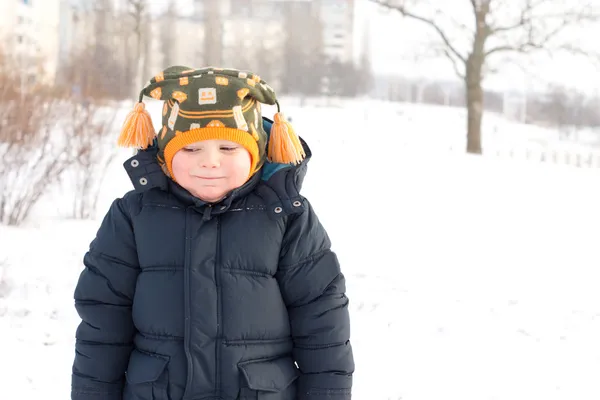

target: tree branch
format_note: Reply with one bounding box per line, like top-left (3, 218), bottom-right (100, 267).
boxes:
top-left (443, 48), bottom-right (466, 80)
top-left (369, 0), bottom-right (467, 63)
top-left (488, 0), bottom-right (543, 34)
top-left (490, 0), bottom-right (599, 35)
top-left (485, 9), bottom-right (600, 57)
top-left (432, 5), bottom-right (474, 38)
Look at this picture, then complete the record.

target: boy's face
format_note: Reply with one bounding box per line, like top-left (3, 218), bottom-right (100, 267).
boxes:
top-left (172, 139), bottom-right (252, 203)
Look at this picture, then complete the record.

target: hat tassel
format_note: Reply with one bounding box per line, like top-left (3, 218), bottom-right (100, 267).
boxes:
top-left (117, 102), bottom-right (156, 149)
top-left (268, 112), bottom-right (305, 165)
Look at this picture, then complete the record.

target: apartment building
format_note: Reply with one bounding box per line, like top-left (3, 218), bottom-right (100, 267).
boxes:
top-left (0, 0), bottom-right (61, 84)
top-left (57, 0), bottom-right (94, 65)
top-left (319, 0), bottom-right (355, 64)
top-left (216, 0), bottom-right (355, 65)
top-left (0, 0), bottom-right (357, 90)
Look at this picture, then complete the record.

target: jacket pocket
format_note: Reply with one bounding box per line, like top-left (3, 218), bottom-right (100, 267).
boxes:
top-left (238, 356), bottom-right (300, 399)
top-left (124, 349), bottom-right (170, 400)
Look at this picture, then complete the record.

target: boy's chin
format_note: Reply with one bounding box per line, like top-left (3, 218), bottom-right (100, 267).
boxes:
top-left (192, 188), bottom-right (227, 203)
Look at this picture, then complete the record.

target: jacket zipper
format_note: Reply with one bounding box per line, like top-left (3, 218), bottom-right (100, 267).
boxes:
top-left (215, 216), bottom-right (222, 396)
top-left (183, 208), bottom-right (193, 398)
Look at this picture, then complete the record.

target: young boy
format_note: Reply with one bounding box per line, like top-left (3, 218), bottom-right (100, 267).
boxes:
top-left (70, 66), bottom-right (354, 400)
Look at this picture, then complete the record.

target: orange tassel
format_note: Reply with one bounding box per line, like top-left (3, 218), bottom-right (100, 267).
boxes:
top-left (268, 112), bottom-right (306, 165)
top-left (117, 102), bottom-right (156, 149)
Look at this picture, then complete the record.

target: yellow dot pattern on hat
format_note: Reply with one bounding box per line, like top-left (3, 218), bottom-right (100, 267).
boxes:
top-left (246, 78), bottom-right (255, 87)
top-left (179, 76), bottom-right (189, 85)
top-left (172, 91), bottom-right (188, 103)
top-left (155, 72), bottom-right (164, 82)
top-left (150, 87), bottom-right (162, 99)
top-left (162, 102), bottom-right (168, 116)
top-left (207, 120), bottom-right (225, 128)
top-left (237, 88), bottom-right (249, 100)
top-left (216, 76), bottom-right (229, 86)
top-left (161, 125), bottom-right (167, 139)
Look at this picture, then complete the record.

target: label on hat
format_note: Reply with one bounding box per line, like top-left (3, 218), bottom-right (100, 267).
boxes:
top-left (198, 88), bottom-right (217, 105)
top-left (233, 106), bottom-right (248, 131)
top-left (168, 102), bottom-right (179, 129)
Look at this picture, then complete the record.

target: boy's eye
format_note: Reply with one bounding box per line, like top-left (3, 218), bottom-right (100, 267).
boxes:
top-left (183, 147), bottom-right (200, 152)
top-left (221, 146), bottom-right (237, 152)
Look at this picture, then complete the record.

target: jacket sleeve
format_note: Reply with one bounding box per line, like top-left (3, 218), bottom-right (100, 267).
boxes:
top-left (276, 198), bottom-right (354, 400)
top-left (71, 196), bottom-right (140, 400)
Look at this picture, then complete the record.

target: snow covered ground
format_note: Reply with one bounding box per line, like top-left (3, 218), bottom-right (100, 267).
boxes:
top-left (2, 99), bottom-right (600, 400)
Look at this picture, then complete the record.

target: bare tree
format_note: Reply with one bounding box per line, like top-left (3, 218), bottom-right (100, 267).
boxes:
top-left (357, 20), bottom-right (374, 97)
top-left (61, 0), bottom-right (131, 99)
top-left (204, 0), bottom-right (223, 65)
top-left (0, 65), bottom-right (78, 225)
top-left (64, 102), bottom-right (119, 220)
top-left (112, 18), bottom-right (135, 93)
top-left (0, 42), bottom-right (121, 225)
top-left (61, 41), bottom-right (131, 100)
top-left (92, 0), bottom-right (114, 79)
top-left (370, 0), bottom-right (600, 154)
top-left (282, 0), bottom-right (324, 97)
top-left (125, 0), bottom-right (150, 94)
top-left (160, 0), bottom-right (178, 69)
top-left (57, 42), bottom-right (124, 219)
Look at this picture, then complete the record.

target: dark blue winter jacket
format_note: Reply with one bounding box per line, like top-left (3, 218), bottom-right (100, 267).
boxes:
top-left (71, 121), bottom-right (354, 400)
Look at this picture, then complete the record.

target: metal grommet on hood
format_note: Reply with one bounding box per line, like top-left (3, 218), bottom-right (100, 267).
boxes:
top-left (130, 159), bottom-right (139, 167)
top-left (139, 177), bottom-right (148, 186)
top-left (274, 206), bottom-right (283, 214)
top-left (293, 200), bottom-right (302, 207)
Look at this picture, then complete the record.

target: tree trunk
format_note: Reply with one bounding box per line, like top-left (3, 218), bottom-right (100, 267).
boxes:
top-left (466, 79), bottom-right (483, 154)
top-left (204, 0), bottom-right (222, 65)
top-left (465, 54), bottom-right (484, 154)
top-left (134, 30), bottom-right (143, 98)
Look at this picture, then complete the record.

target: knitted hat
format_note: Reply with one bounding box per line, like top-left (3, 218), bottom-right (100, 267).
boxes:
top-left (117, 66), bottom-right (305, 180)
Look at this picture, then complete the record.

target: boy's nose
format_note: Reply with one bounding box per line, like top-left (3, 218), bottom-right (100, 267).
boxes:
top-left (200, 151), bottom-right (220, 168)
